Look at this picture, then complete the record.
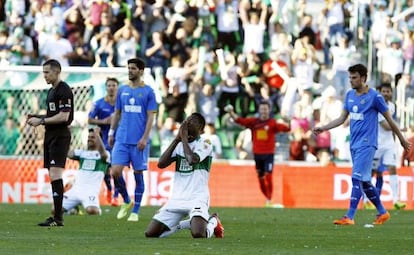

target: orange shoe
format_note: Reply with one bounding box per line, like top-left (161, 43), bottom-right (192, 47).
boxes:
top-left (106, 191), bottom-right (112, 204)
top-left (211, 213), bottom-right (224, 238)
top-left (111, 198), bottom-right (119, 207)
top-left (333, 216), bottom-right (355, 225)
top-left (373, 211), bottom-right (390, 225)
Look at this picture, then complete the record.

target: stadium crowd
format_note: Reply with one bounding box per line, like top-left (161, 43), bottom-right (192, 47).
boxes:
top-left (0, 0), bottom-right (414, 163)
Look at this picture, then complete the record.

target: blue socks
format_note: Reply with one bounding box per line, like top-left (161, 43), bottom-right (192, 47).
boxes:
top-left (346, 179), bottom-right (387, 219)
top-left (375, 176), bottom-right (383, 195)
top-left (113, 172), bottom-right (145, 213)
top-left (113, 187), bottom-right (119, 198)
top-left (104, 174), bottom-right (112, 192)
top-left (113, 175), bottom-right (130, 204)
top-left (104, 173), bottom-right (119, 198)
top-left (132, 172), bottom-right (145, 214)
top-left (363, 181), bottom-right (386, 215)
top-left (346, 178), bottom-right (363, 219)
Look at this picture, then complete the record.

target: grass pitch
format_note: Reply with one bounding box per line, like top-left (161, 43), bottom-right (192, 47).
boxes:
top-left (0, 204), bottom-right (413, 255)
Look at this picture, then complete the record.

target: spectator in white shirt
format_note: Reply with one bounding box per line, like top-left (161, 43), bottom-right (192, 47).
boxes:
top-left (201, 123), bottom-right (222, 159)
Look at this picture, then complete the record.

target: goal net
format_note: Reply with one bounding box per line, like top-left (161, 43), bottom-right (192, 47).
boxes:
top-left (0, 65), bottom-right (164, 202)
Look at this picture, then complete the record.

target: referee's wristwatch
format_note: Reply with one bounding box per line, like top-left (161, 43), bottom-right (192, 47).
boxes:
top-left (40, 117), bottom-right (46, 125)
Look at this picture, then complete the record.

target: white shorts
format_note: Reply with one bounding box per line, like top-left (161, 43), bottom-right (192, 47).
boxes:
top-left (373, 146), bottom-right (397, 169)
top-left (62, 184), bottom-right (100, 211)
top-left (152, 200), bottom-right (210, 230)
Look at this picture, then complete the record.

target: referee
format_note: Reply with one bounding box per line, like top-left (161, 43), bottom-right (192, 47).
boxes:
top-left (27, 59), bottom-right (74, 227)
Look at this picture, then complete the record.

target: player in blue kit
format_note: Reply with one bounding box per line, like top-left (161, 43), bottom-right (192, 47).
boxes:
top-left (108, 58), bottom-right (158, 222)
top-left (88, 77), bottom-right (119, 206)
top-left (313, 64), bottom-right (411, 225)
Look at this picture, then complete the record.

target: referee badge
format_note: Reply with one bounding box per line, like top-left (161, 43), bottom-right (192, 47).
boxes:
top-left (49, 102), bottom-right (56, 111)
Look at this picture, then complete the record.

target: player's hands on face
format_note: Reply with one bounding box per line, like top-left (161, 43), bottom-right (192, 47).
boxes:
top-left (179, 120), bottom-right (188, 141)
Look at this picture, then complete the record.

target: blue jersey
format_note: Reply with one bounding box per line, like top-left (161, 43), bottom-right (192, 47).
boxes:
top-left (344, 88), bottom-right (388, 150)
top-left (88, 97), bottom-right (115, 150)
top-left (115, 84), bottom-right (157, 144)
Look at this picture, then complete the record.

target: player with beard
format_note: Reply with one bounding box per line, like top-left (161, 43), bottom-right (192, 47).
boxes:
top-left (62, 128), bottom-right (109, 215)
top-left (108, 58), bottom-right (157, 222)
top-left (88, 77), bottom-right (120, 206)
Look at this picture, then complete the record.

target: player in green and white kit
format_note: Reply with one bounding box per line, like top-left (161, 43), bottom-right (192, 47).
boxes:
top-left (145, 113), bottom-right (224, 238)
top-left (62, 128), bottom-right (110, 215)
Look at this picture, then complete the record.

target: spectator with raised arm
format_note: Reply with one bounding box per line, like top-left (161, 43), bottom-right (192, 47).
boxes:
top-left (113, 19), bottom-right (140, 67)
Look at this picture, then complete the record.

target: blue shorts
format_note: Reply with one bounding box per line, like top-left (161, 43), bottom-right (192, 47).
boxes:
top-left (350, 146), bottom-right (376, 181)
top-left (111, 143), bottom-right (149, 171)
top-left (376, 163), bottom-right (388, 173)
top-left (374, 158), bottom-right (388, 173)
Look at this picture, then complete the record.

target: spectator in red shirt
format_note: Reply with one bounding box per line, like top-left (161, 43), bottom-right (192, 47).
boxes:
top-left (225, 100), bottom-right (290, 207)
top-left (262, 49), bottom-right (290, 91)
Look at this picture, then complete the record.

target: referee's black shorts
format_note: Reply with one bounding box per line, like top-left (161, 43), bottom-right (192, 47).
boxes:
top-left (43, 129), bottom-right (71, 169)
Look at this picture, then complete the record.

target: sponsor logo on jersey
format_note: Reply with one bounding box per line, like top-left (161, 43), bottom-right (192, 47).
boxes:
top-left (178, 159), bottom-right (192, 172)
top-left (124, 105), bottom-right (142, 113)
top-left (350, 112), bottom-right (364, 120)
top-left (350, 105), bottom-right (364, 120)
